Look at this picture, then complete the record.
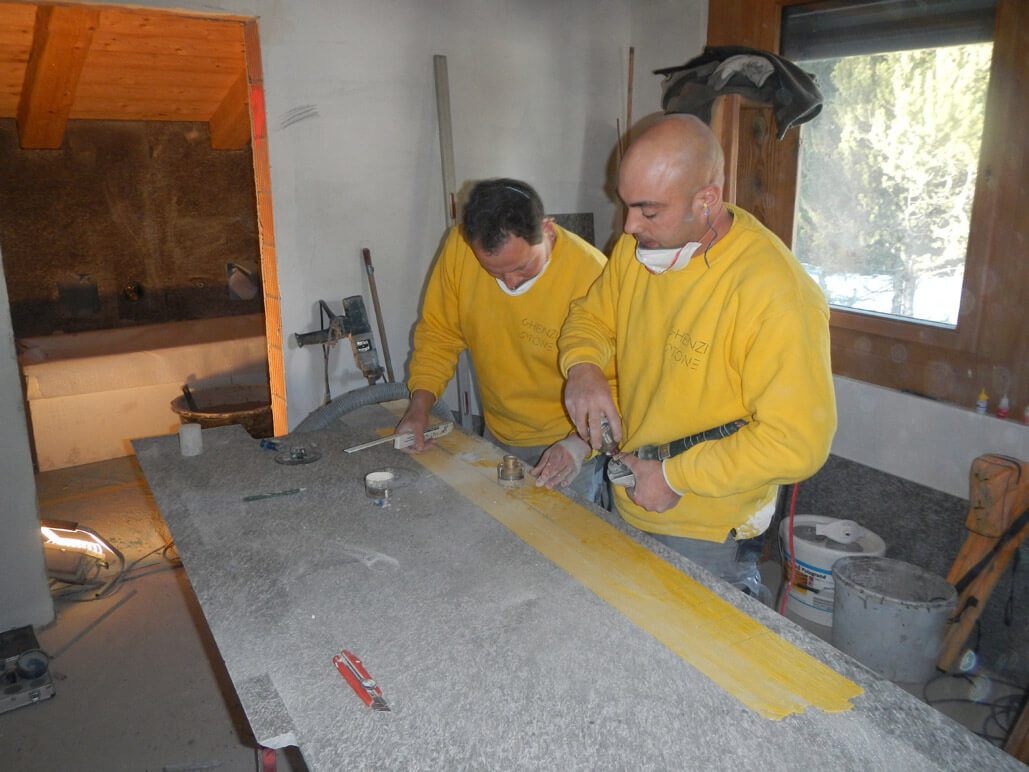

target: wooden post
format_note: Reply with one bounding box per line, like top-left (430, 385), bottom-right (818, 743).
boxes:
top-left (937, 455), bottom-right (1029, 672)
top-left (710, 94), bottom-right (742, 205)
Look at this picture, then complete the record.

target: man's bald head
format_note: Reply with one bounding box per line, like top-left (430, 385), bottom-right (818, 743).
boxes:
top-left (622, 114), bottom-right (724, 195)
top-left (617, 114), bottom-right (728, 251)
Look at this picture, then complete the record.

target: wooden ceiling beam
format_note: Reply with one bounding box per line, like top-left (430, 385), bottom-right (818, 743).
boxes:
top-left (17, 5), bottom-right (99, 149)
top-left (209, 67), bottom-right (250, 150)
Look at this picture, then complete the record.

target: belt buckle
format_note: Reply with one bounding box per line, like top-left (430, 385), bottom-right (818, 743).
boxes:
top-left (606, 456), bottom-right (636, 487)
top-left (635, 445), bottom-right (667, 461)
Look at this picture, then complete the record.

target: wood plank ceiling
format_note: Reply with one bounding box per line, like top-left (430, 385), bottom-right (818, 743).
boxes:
top-left (0, 2), bottom-right (250, 150)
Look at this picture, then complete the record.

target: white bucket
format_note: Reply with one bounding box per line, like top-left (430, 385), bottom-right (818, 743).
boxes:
top-left (832, 556), bottom-right (957, 682)
top-left (779, 515), bottom-right (886, 626)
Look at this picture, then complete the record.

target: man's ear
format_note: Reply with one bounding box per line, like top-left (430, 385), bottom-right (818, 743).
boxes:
top-left (695, 184), bottom-right (721, 212)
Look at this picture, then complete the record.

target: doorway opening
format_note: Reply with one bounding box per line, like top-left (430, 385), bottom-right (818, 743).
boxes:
top-left (0, 2), bottom-right (285, 471)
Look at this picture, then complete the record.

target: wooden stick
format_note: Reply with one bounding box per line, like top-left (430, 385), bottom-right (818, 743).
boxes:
top-left (433, 54), bottom-right (472, 431)
top-left (1005, 699), bottom-right (1029, 762)
top-left (362, 248), bottom-right (395, 383)
top-left (625, 46), bottom-right (634, 149)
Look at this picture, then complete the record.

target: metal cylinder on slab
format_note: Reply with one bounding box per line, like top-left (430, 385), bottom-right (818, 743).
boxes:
top-left (365, 470), bottom-right (396, 505)
top-left (497, 455), bottom-right (524, 488)
top-left (832, 556), bottom-right (957, 683)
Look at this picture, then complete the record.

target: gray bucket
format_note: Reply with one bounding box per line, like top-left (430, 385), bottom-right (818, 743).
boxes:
top-left (832, 556), bottom-right (957, 683)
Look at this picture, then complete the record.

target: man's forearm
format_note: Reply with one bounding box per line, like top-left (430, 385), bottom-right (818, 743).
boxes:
top-left (406, 389), bottom-right (436, 417)
top-left (557, 318), bottom-right (614, 378)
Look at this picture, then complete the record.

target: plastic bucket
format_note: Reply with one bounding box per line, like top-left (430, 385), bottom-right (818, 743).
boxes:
top-left (171, 384), bottom-right (272, 439)
top-left (832, 556), bottom-right (957, 683)
top-left (779, 515), bottom-right (886, 626)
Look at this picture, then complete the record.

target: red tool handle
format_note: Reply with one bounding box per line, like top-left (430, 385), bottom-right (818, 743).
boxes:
top-left (333, 650), bottom-right (381, 708)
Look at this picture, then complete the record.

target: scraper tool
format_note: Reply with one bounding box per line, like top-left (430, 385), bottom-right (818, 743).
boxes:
top-left (333, 650), bottom-right (391, 711)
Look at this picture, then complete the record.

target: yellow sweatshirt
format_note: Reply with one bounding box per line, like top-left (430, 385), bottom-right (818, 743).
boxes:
top-left (409, 224), bottom-right (610, 447)
top-left (559, 205), bottom-right (836, 542)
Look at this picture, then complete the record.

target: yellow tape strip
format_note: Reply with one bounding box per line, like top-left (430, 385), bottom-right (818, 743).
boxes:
top-left (377, 409), bottom-right (861, 718)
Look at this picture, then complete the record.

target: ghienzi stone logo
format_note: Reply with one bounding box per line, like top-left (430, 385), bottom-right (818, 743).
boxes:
top-left (520, 317), bottom-right (558, 350)
top-left (665, 327), bottom-right (707, 370)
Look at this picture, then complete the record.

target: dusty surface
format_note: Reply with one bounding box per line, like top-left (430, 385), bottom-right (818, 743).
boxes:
top-left (131, 408), bottom-right (1022, 771)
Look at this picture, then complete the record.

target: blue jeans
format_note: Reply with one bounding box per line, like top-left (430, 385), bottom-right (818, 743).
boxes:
top-left (649, 531), bottom-right (765, 598)
top-left (594, 458), bottom-right (765, 597)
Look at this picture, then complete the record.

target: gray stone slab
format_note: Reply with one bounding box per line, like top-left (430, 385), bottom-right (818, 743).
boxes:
top-left (133, 410), bottom-right (1021, 771)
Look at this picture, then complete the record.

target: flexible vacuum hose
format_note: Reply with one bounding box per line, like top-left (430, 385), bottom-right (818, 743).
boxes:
top-left (293, 382), bottom-right (452, 434)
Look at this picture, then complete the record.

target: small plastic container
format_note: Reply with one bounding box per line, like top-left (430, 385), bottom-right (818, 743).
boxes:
top-left (365, 470), bottom-right (396, 506)
top-left (996, 394), bottom-right (1009, 419)
top-left (178, 423), bottom-right (203, 456)
top-left (974, 388), bottom-right (988, 414)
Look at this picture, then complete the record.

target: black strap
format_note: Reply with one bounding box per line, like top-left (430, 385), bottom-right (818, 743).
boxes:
top-left (953, 506), bottom-right (1029, 596)
top-left (1004, 547), bottom-right (1020, 627)
top-left (636, 419), bottom-right (748, 461)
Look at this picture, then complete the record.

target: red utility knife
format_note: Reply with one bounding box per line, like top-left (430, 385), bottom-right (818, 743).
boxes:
top-left (333, 650), bottom-right (391, 711)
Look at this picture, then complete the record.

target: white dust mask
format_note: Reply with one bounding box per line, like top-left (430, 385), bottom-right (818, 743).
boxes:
top-left (635, 242), bottom-right (701, 274)
top-left (496, 257), bottom-right (550, 296)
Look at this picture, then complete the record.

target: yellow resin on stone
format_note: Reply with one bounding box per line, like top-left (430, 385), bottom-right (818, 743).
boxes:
top-left (379, 408), bottom-right (862, 719)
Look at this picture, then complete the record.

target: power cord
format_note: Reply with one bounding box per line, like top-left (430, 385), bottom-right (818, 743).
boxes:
top-left (778, 483), bottom-right (800, 615)
top-left (50, 539), bottom-right (181, 602)
top-left (922, 671), bottom-right (1027, 747)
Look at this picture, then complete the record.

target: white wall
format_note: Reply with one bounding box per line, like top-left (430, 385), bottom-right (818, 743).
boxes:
top-left (833, 375), bottom-right (1029, 499)
top-left (257, 0), bottom-right (705, 426)
top-left (0, 248), bottom-right (54, 632)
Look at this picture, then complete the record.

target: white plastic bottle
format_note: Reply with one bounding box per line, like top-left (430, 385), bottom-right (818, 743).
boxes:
top-left (975, 388), bottom-right (988, 415)
top-left (996, 394), bottom-right (1010, 419)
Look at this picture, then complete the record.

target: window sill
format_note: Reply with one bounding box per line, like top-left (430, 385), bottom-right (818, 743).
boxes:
top-left (828, 306), bottom-right (976, 353)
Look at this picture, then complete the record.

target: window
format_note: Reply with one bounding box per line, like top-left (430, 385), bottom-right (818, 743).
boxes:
top-left (782, 0), bottom-right (997, 329)
top-left (708, 0), bottom-right (1024, 411)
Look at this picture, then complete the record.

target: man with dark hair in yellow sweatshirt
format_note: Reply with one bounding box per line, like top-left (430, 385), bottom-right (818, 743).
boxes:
top-left (559, 114), bottom-right (835, 595)
top-left (397, 178), bottom-right (615, 495)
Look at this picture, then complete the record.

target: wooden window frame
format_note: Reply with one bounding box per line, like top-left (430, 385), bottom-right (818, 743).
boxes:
top-left (707, 0), bottom-right (1027, 409)
top-left (784, 2), bottom-right (999, 354)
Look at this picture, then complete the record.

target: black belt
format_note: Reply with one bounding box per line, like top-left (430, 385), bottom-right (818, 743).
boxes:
top-left (633, 419), bottom-right (748, 461)
top-left (606, 418), bottom-right (748, 489)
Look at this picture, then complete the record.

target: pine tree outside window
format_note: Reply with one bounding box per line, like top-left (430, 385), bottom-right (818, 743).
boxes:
top-left (783, 0), bottom-right (996, 329)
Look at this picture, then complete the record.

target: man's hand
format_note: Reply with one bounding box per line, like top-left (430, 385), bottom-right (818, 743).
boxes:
top-left (564, 363), bottom-right (621, 451)
top-left (394, 389), bottom-right (436, 454)
top-left (620, 454), bottom-right (681, 513)
top-left (530, 434), bottom-right (589, 489)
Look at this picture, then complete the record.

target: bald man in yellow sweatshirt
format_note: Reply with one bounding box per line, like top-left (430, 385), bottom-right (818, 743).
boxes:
top-left (397, 178), bottom-right (615, 494)
top-left (559, 115), bottom-right (835, 595)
